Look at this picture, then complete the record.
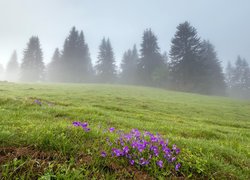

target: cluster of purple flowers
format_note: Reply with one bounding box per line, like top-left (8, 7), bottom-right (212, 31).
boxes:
top-left (103, 128), bottom-right (181, 171)
top-left (72, 121), bottom-right (90, 132)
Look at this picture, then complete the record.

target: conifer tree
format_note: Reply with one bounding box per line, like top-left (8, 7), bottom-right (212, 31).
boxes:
top-left (151, 52), bottom-right (169, 87)
top-left (169, 21), bottom-right (201, 92)
top-left (137, 29), bottom-right (164, 85)
top-left (61, 27), bottom-right (92, 82)
top-left (95, 38), bottom-right (116, 83)
top-left (5, 50), bottom-right (19, 81)
top-left (120, 45), bottom-right (138, 84)
top-left (225, 61), bottom-right (234, 89)
top-left (47, 48), bottom-right (61, 82)
top-left (20, 36), bottom-right (44, 82)
top-left (233, 56), bottom-right (250, 90)
top-left (198, 40), bottom-right (226, 95)
top-left (225, 56), bottom-right (250, 98)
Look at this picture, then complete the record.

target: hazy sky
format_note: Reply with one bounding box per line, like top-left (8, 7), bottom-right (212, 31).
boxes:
top-left (0, 0), bottom-right (249, 68)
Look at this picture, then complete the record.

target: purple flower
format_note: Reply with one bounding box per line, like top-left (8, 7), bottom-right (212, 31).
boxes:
top-left (131, 141), bottom-right (137, 149)
top-left (144, 131), bottom-right (152, 137)
top-left (139, 158), bottom-right (149, 166)
top-left (159, 140), bottom-right (165, 147)
top-left (81, 122), bottom-right (88, 128)
top-left (137, 143), bottom-right (146, 152)
top-left (150, 145), bottom-right (159, 156)
top-left (131, 129), bottom-right (140, 138)
top-left (157, 160), bottom-right (163, 168)
top-left (150, 135), bottom-right (158, 142)
top-left (124, 134), bottom-right (132, 141)
top-left (171, 157), bottom-right (176, 162)
top-left (162, 147), bottom-right (171, 155)
top-left (123, 146), bottom-right (129, 154)
top-left (83, 127), bottom-right (90, 132)
top-left (175, 163), bottom-right (181, 171)
top-left (112, 148), bottom-right (124, 157)
top-left (72, 121), bottom-right (81, 126)
top-left (101, 151), bottom-right (107, 157)
top-left (130, 159), bottom-right (135, 165)
top-left (109, 127), bottom-right (115, 133)
top-left (175, 148), bottom-right (180, 154)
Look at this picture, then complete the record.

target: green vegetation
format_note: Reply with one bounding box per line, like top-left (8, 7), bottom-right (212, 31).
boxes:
top-left (0, 82), bottom-right (249, 179)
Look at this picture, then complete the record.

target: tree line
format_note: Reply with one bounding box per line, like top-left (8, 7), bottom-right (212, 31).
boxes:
top-left (2, 21), bottom-right (250, 98)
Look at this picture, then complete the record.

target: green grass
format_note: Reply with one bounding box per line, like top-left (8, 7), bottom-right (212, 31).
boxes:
top-left (0, 82), bottom-right (249, 179)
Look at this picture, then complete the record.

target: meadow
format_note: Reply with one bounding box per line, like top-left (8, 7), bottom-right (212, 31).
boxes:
top-left (0, 82), bottom-right (249, 179)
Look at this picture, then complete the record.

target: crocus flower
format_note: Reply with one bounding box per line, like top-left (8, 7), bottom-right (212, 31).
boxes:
top-left (130, 159), bottom-right (135, 165)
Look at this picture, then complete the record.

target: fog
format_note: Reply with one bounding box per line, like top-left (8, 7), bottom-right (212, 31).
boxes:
top-left (0, 0), bottom-right (250, 67)
top-left (0, 0), bottom-right (250, 98)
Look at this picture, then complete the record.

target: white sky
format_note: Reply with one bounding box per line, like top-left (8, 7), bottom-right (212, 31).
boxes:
top-left (0, 0), bottom-right (249, 68)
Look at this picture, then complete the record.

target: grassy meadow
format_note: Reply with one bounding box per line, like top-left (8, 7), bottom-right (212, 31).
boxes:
top-left (0, 82), bottom-right (249, 179)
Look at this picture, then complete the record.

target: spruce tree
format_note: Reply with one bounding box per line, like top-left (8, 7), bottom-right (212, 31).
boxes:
top-left (77, 31), bottom-right (93, 81)
top-left (233, 56), bottom-right (250, 90)
top-left (226, 56), bottom-right (250, 99)
top-left (225, 61), bottom-right (234, 89)
top-left (137, 29), bottom-right (164, 85)
top-left (199, 40), bottom-right (226, 95)
top-left (120, 45), bottom-right (138, 84)
top-left (20, 36), bottom-right (44, 82)
top-left (95, 38), bottom-right (116, 83)
top-left (5, 50), bottom-right (19, 81)
top-left (169, 21), bottom-right (201, 92)
top-left (151, 52), bottom-right (169, 87)
top-left (61, 27), bottom-right (92, 82)
top-left (47, 48), bottom-right (61, 82)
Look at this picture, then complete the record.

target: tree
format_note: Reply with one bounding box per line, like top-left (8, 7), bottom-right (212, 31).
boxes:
top-left (226, 56), bottom-right (250, 99)
top-left (169, 21), bottom-right (201, 92)
top-left (61, 27), bottom-right (92, 82)
top-left (225, 61), bottom-right (234, 89)
top-left (198, 40), bottom-right (226, 95)
top-left (5, 50), bottom-right (19, 81)
top-left (95, 38), bottom-right (117, 83)
top-left (137, 29), bottom-right (164, 85)
top-left (120, 45), bottom-right (138, 84)
top-left (20, 36), bottom-right (44, 82)
top-left (77, 31), bottom-right (93, 81)
top-left (47, 48), bottom-right (61, 82)
top-left (0, 64), bottom-right (4, 81)
top-left (232, 56), bottom-right (250, 90)
top-left (151, 52), bottom-right (169, 87)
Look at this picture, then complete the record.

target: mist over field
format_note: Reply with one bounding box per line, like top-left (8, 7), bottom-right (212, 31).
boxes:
top-left (0, 1), bottom-right (250, 179)
top-left (0, 0), bottom-right (249, 98)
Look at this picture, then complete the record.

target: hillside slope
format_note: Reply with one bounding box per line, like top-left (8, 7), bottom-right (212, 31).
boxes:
top-left (0, 82), bottom-right (249, 179)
